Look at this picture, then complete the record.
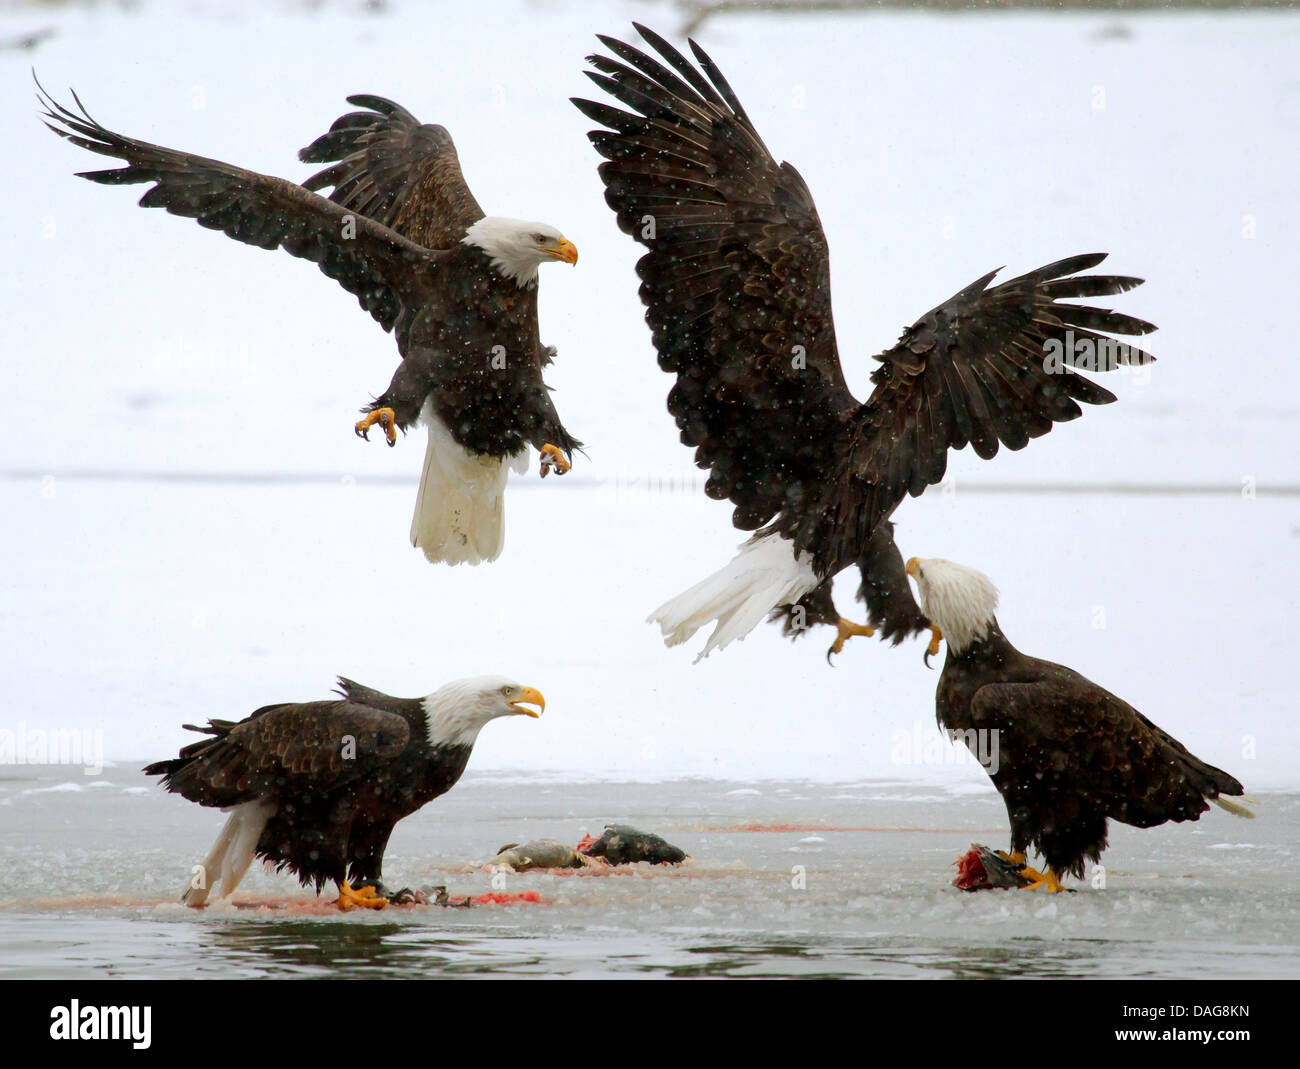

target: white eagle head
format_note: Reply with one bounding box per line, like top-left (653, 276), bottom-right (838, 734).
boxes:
top-left (422, 675), bottom-right (545, 748)
top-left (462, 217), bottom-right (578, 287)
top-left (906, 557), bottom-right (1000, 655)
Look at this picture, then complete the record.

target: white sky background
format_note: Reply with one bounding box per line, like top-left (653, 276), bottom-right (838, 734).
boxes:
top-left (1, 1), bottom-right (1297, 788)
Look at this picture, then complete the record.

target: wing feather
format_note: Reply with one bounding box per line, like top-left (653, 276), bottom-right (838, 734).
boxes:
top-left (576, 28), bottom-right (856, 538)
top-left (40, 80), bottom-right (437, 332)
top-left (299, 94), bottom-right (484, 250)
top-left (578, 30), bottom-right (1155, 580)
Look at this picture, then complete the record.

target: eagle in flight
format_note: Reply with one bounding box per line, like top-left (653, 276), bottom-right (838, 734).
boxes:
top-left (41, 84), bottom-right (581, 566)
top-left (574, 25), bottom-right (1155, 661)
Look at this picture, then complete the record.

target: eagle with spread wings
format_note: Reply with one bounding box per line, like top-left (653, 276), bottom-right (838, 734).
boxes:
top-left (574, 25), bottom-right (1155, 661)
top-left (41, 84), bottom-right (580, 566)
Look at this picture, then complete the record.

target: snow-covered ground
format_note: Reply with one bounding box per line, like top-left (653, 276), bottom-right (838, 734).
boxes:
top-left (1, 0), bottom-right (1297, 977)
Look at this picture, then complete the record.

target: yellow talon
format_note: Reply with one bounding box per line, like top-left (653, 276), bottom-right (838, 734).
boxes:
top-left (355, 407), bottom-right (397, 447)
top-left (336, 879), bottom-right (389, 911)
top-left (828, 617), bottom-right (874, 661)
top-left (539, 443), bottom-right (571, 477)
top-left (923, 625), bottom-right (943, 668)
top-left (1020, 868), bottom-right (1068, 894)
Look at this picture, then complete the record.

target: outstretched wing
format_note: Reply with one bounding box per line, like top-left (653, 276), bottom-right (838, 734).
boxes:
top-left (146, 700), bottom-right (411, 808)
top-left (799, 255), bottom-right (1155, 572)
top-left (39, 81), bottom-right (439, 333)
top-left (971, 669), bottom-right (1244, 830)
top-left (298, 95), bottom-right (484, 251)
top-left (574, 25), bottom-right (857, 533)
top-left (577, 28), bottom-right (1154, 577)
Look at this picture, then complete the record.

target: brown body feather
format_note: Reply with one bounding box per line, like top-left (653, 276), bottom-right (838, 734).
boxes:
top-left (144, 679), bottom-right (473, 891)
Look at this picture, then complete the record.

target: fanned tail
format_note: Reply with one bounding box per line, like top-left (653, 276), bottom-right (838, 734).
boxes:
top-left (410, 401), bottom-right (526, 566)
top-left (648, 532), bottom-right (820, 662)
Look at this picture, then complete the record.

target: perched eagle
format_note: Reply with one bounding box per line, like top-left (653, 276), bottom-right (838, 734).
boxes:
top-left (143, 676), bottom-right (544, 909)
top-left (574, 26), bottom-right (1155, 661)
top-left (907, 557), bottom-right (1252, 892)
top-left (40, 84), bottom-right (580, 566)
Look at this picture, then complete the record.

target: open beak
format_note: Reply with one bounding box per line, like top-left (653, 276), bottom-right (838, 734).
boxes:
top-left (509, 686), bottom-right (545, 718)
top-left (544, 238), bottom-right (578, 265)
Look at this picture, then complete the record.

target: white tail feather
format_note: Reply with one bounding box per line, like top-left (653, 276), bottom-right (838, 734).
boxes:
top-left (648, 533), bottom-right (820, 662)
top-left (1213, 796), bottom-right (1255, 819)
top-left (410, 403), bottom-right (526, 566)
top-left (181, 800), bottom-right (275, 907)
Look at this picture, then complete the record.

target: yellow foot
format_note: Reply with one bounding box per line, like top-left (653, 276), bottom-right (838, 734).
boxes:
top-left (923, 625), bottom-right (943, 668)
top-left (355, 407), bottom-right (397, 447)
top-left (336, 879), bottom-right (389, 911)
top-left (1020, 868), bottom-right (1068, 894)
top-left (539, 443), bottom-right (571, 477)
top-left (996, 850), bottom-right (1047, 885)
top-left (827, 617), bottom-right (875, 662)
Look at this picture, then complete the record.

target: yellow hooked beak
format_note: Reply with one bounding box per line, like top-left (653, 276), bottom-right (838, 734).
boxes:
top-left (543, 238), bottom-right (578, 265)
top-left (509, 686), bottom-right (546, 718)
top-left (906, 557), bottom-right (922, 580)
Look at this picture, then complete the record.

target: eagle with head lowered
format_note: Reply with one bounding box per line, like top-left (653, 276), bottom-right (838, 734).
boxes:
top-left (144, 676), bottom-right (545, 909)
top-left (41, 85), bottom-right (580, 566)
top-left (574, 26), bottom-right (1155, 661)
top-left (907, 557), bottom-right (1252, 892)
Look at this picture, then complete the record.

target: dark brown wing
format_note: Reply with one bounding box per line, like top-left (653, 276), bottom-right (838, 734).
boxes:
top-left (39, 81), bottom-right (440, 332)
top-left (299, 95), bottom-right (484, 250)
top-left (577, 29), bottom-right (1154, 579)
top-left (970, 668), bottom-right (1245, 830)
top-left (794, 254), bottom-right (1156, 574)
top-left (574, 25), bottom-right (857, 533)
top-left (145, 699), bottom-right (411, 808)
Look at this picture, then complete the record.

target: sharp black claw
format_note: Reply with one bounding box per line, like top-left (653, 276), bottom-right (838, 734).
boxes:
top-left (924, 648), bottom-right (935, 670)
top-left (825, 645), bottom-right (837, 666)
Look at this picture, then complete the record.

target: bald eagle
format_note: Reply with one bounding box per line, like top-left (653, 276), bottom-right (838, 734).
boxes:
top-left (574, 26), bottom-right (1155, 661)
top-left (40, 84), bottom-right (580, 566)
top-left (143, 676), bottom-right (544, 909)
top-left (906, 557), bottom-right (1252, 892)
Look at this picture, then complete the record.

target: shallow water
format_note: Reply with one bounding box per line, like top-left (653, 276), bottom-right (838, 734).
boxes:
top-left (3, 766), bottom-right (1294, 978)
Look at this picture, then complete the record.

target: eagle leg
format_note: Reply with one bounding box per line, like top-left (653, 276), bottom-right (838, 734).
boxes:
top-left (335, 879), bottom-right (389, 911)
top-left (826, 617), bottom-right (875, 663)
top-left (923, 625), bottom-right (944, 668)
top-left (538, 443), bottom-right (571, 477)
top-left (355, 407), bottom-right (397, 447)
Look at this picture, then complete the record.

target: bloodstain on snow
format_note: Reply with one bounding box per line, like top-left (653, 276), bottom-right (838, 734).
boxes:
top-left (704, 823), bottom-right (1001, 834)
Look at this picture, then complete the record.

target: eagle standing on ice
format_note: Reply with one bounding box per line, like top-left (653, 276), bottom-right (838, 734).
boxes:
top-left (908, 557), bottom-right (1252, 892)
top-left (144, 676), bottom-right (545, 909)
top-left (41, 85), bottom-right (580, 566)
top-left (574, 26), bottom-right (1156, 661)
